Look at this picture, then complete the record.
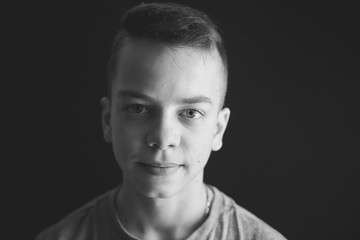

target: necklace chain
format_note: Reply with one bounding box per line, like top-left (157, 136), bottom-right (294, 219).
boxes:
top-left (205, 186), bottom-right (212, 216)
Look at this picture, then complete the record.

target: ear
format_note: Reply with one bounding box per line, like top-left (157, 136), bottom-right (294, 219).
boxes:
top-left (211, 107), bottom-right (230, 151)
top-left (101, 97), bottom-right (112, 143)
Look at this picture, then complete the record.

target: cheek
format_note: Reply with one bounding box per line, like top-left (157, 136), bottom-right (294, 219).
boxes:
top-left (111, 114), bottom-right (145, 142)
top-left (182, 126), bottom-right (215, 166)
top-left (111, 120), bottom-right (145, 164)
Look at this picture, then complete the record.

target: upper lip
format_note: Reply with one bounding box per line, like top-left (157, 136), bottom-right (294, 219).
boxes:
top-left (138, 162), bottom-right (181, 168)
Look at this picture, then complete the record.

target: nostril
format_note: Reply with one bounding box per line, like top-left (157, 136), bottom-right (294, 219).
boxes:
top-left (148, 142), bottom-right (161, 149)
top-left (147, 139), bottom-right (179, 150)
top-left (148, 142), bottom-right (174, 151)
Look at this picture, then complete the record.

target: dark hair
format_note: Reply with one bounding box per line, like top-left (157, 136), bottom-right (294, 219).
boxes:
top-left (107, 2), bottom-right (228, 106)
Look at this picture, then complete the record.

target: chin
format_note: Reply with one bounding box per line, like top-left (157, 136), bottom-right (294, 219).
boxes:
top-left (134, 181), bottom-right (182, 199)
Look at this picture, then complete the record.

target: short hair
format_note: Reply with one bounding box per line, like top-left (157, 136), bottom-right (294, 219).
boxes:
top-left (107, 2), bottom-right (228, 107)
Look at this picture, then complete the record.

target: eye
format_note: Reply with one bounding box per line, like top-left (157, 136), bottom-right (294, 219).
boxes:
top-left (126, 104), bottom-right (149, 114)
top-left (180, 109), bottom-right (204, 119)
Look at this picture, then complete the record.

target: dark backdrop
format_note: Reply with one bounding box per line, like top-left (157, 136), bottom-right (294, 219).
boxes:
top-left (6, 0), bottom-right (359, 239)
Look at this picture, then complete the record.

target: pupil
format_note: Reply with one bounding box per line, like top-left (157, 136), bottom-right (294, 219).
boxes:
top-left (134, 105), bottom-right (143, 113)
top-left (187, 110), bottom-right (195, 117)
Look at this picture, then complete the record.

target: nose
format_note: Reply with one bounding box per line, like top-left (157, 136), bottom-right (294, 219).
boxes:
top-left (146, 114), bottom-right (180, 150)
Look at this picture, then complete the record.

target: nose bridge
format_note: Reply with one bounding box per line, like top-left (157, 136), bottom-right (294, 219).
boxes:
top-left (146, 111), bottom-right (180, 150)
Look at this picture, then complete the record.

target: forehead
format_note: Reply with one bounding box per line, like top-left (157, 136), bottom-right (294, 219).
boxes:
top-left (111, 39), bottom-right (225, 106)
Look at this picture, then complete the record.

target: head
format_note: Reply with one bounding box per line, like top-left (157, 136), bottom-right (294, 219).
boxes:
top-left (107, 2), bottom-right (228, 106)
top-left (101, 2), bottom-right (230, 198)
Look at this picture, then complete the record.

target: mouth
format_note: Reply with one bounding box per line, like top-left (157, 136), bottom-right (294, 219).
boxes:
top-left (137, 162), bottom-right (182, 175)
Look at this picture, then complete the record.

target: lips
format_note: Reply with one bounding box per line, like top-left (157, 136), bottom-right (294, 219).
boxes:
top-left (141, 162), bottom-right (180, 168)
top-left (137, 162), bottom-right (182, 175)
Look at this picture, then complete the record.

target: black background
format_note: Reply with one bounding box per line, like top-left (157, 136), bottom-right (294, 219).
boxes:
top-left (5, 0), bottom-right (359, 239)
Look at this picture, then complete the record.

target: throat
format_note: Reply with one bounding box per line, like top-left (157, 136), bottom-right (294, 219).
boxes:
top-left (115, 184), bottom-right (212, 240)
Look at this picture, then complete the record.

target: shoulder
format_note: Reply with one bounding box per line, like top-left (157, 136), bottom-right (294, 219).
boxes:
top-left (207, 185), bottom-right (287, 240)
top-left (35, 187), bottom-right (120, 240)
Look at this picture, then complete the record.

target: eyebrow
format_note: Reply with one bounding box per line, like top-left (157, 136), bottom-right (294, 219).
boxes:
top-left (117, 89), bottom-right (213, 105)
top-left (179, 96), bottom-right (213, 105)
top-left (118, 89), bottom-right (156, 102)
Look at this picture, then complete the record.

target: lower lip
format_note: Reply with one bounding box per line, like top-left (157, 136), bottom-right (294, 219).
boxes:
top-left (138, 163), bottom-right (181, 176)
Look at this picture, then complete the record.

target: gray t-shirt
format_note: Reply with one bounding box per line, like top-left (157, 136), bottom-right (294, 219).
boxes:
top-left (36, 185), bottom-right (286, 240)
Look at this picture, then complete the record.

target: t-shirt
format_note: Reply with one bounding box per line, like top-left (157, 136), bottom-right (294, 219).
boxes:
top-left (36, 185), bottom-right (286, 240)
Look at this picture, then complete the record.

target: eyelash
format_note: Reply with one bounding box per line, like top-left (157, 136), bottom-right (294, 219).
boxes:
top-left (124, 104), bottom-right (204, 119)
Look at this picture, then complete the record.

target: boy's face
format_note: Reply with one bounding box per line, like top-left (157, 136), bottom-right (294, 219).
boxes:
top-left (101, 39), bottom-right (230, 198)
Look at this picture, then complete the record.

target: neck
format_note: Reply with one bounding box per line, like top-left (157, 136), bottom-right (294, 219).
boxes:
top-left (116, 176), bottom-right (209, 240)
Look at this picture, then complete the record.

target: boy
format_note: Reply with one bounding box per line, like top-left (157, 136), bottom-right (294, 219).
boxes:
top-left (36, 2), bottom-right (286, 240)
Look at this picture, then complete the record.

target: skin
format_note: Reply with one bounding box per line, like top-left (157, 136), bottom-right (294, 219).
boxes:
top-left (101, 38), bottom-right (230, 240)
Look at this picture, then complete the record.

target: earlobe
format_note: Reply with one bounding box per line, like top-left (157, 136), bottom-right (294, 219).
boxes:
top-left (212, 107), bottom-right (230, 151)
top-left (101, 97), bottom-right (112, 143)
